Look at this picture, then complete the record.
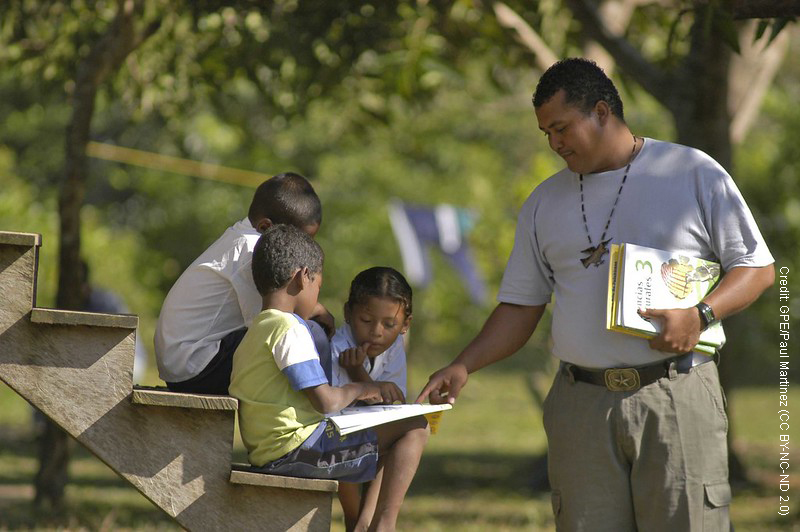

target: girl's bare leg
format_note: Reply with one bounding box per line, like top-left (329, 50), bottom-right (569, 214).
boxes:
top-left (360, 416), bottom-right (429, 531)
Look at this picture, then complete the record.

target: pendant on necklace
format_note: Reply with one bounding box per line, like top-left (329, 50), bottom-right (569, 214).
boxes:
top-left (580, 238), bottom-right (612, 268)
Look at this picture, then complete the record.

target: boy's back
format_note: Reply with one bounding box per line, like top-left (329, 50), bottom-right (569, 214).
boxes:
top-left (155, 218), bottom-right (261, 383)
top-left (153, 172), bottom-right (323, 393)
top-left (230, 308), bottom-right (327, 467)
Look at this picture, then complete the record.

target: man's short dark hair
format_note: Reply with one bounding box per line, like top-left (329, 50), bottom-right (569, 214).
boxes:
top-left (252, 224), bottom-right (324, 295)
top-left (532, 58), bottom-right (624, 121)
top-left (248, 172), bottom-right (322, 228)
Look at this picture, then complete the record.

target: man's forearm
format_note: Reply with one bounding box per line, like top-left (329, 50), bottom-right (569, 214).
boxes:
top-left (705, 264), bottom-right (775, 320)
top-left (643, 264), bottom-right (775, 353)
top-left (455, 302), bottom-right (546, 373)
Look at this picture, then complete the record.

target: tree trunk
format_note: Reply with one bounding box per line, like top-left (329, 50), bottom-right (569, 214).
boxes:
top-left (36, 25), bottom-right (102, 512)
top-left (36, 0), bottom-right (158, 509)
top-left (671, 9), bottom-right (733, 171)
top-left (675, 10), bottom-right (757, 484)
top-left (33, 418), bottom-right (72, 512)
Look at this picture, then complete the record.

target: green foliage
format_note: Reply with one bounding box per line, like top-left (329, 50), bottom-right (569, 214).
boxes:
top-left (289, 76), bottom-right (554, 357)
top-left (0, 148), bottom-right (59, 306)
top-left (0, 0), bottom-right (796, 386)
top-left (0, 2), bottom-right (114, 91)
top-left (729, 36), bottom-right (800, 385)
top-left (0, 1), bottom-right (566, 371)
top-left (756, 17), bottom-right (796, 45)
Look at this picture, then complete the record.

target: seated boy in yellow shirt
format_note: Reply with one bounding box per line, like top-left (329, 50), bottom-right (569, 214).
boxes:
top-left (229, 224), bottom-right (429, 531)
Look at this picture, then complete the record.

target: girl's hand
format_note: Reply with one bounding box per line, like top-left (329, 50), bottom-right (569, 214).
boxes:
top-left (339, 343), bottom-right (369, 369)
top-left (375, 381), bottom-right (405, 404)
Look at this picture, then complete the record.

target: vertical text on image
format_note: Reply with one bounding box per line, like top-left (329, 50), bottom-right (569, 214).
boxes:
top-left (777, 265), bottom-right (790, 517)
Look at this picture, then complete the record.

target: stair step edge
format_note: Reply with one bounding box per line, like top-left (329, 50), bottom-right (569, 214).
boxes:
top-left (0, 231), bottom-right (41, 247)
top-left (230, 464), bottom-right (338, 492)
top-left (132, 386), bottom-right (238, 410)
top-left (31, 308), bottom-right (138, 329)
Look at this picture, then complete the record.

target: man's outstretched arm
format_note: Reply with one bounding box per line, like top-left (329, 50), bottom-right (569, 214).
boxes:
top-left (417, 302), bottom-right (546, 404)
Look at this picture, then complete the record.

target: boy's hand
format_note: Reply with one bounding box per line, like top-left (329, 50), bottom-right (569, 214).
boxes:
top-left (375, 381), bottom-right (405, 404)
top-left (357, 382), bottom-right (384, 404)
top-left (339, 343), bottom-right (369, 369)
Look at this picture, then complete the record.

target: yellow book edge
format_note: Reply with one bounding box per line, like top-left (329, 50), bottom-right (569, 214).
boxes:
top-left (606, 243), bottom-right (622, 331)
top-left (423, 411), bottom-right (445, 435)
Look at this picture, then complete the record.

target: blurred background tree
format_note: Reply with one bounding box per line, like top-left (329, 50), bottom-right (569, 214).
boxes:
top-left (1, 0), bottom-right (797, 510)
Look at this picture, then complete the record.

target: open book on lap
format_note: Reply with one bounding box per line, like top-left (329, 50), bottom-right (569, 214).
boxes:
top-left (327, 404), bottom-right (452, 436)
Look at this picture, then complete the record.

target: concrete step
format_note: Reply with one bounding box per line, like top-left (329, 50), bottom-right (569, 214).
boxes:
top-left (132, 386), bottom-right (340, 493)
top-left (230, 463), bottom-right (338, 493)
top-left (31, 308), bottom-right (138, 329)
top-left (132, 385), bottom-right (238, 410)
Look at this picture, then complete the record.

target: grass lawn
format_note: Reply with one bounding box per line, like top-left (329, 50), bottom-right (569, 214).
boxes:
top-left (0, 359), bottom-right (797, 531)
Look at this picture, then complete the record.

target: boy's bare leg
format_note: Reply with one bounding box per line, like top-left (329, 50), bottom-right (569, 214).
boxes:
top-left (360, 416), bottom-right (429, 531)
top-left (338, 482), bottom-right (362, 532)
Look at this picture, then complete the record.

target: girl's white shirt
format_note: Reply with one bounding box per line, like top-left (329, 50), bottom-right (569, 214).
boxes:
top-left (329, 324), bottom-right (407, 397)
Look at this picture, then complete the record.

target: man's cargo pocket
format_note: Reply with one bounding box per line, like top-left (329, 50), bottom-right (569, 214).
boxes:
top-left (703, 481), bottom-right (731, 531)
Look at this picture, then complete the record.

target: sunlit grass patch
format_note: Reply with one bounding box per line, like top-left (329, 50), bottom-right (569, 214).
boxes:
top-left (1, 380), bottom-right (798, 530)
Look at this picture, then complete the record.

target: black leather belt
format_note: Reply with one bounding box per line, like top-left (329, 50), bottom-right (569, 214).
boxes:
top-left (565, 353), bottom-right (712, 392)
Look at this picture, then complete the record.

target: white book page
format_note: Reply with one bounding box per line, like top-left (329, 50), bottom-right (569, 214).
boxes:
top-left (327, 404), bottom-right (452, 435)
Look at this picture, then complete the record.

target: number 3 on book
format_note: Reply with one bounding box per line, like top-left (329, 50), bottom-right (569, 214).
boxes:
top-left (635, 260), bottom-right (653, 273)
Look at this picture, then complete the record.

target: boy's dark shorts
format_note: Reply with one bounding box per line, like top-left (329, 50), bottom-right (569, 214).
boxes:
top-left (253, 421), bottom-right (379, 484)
top-left (166, 328), bottom-right (247, 395)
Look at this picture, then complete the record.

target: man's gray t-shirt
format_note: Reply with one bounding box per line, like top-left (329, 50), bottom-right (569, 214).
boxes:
top-left (498, 138), bottom-right (773, 368)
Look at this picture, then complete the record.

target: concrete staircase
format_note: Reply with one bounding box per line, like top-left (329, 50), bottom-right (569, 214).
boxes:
top-left (0, 231), bottom-right (337, 531)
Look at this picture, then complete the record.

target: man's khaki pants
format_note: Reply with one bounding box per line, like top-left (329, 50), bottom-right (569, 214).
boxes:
top-left (543, 360), bottom-right (731, 531)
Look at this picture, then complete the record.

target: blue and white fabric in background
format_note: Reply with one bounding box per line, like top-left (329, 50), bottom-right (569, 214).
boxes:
top-left (388, 199), bottom-right (488, 304)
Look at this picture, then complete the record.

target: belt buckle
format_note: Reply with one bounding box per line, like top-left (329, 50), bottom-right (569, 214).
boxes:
top-left (604, 368), bottom-right (641, 392)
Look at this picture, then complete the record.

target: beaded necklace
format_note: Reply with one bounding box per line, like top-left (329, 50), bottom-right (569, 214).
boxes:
top-left (578, 135), bottom-right (638, 268)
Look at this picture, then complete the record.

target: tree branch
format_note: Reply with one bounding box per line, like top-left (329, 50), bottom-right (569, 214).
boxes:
top-left (583, 0), bottom-right (647, 76)
top-left (493, 2), bottom-right (559, 71)
top-left (729, 22), bottom-right (791, 143)
top-left (564, 0), bottom-right (676, 102)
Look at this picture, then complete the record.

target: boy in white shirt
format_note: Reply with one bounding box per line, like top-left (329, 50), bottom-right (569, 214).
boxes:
top-left (154, 172), bottom-right (332, 394)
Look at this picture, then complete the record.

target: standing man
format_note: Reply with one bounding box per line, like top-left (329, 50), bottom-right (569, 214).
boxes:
top-left (418, 58), bottom-right (774, 531)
